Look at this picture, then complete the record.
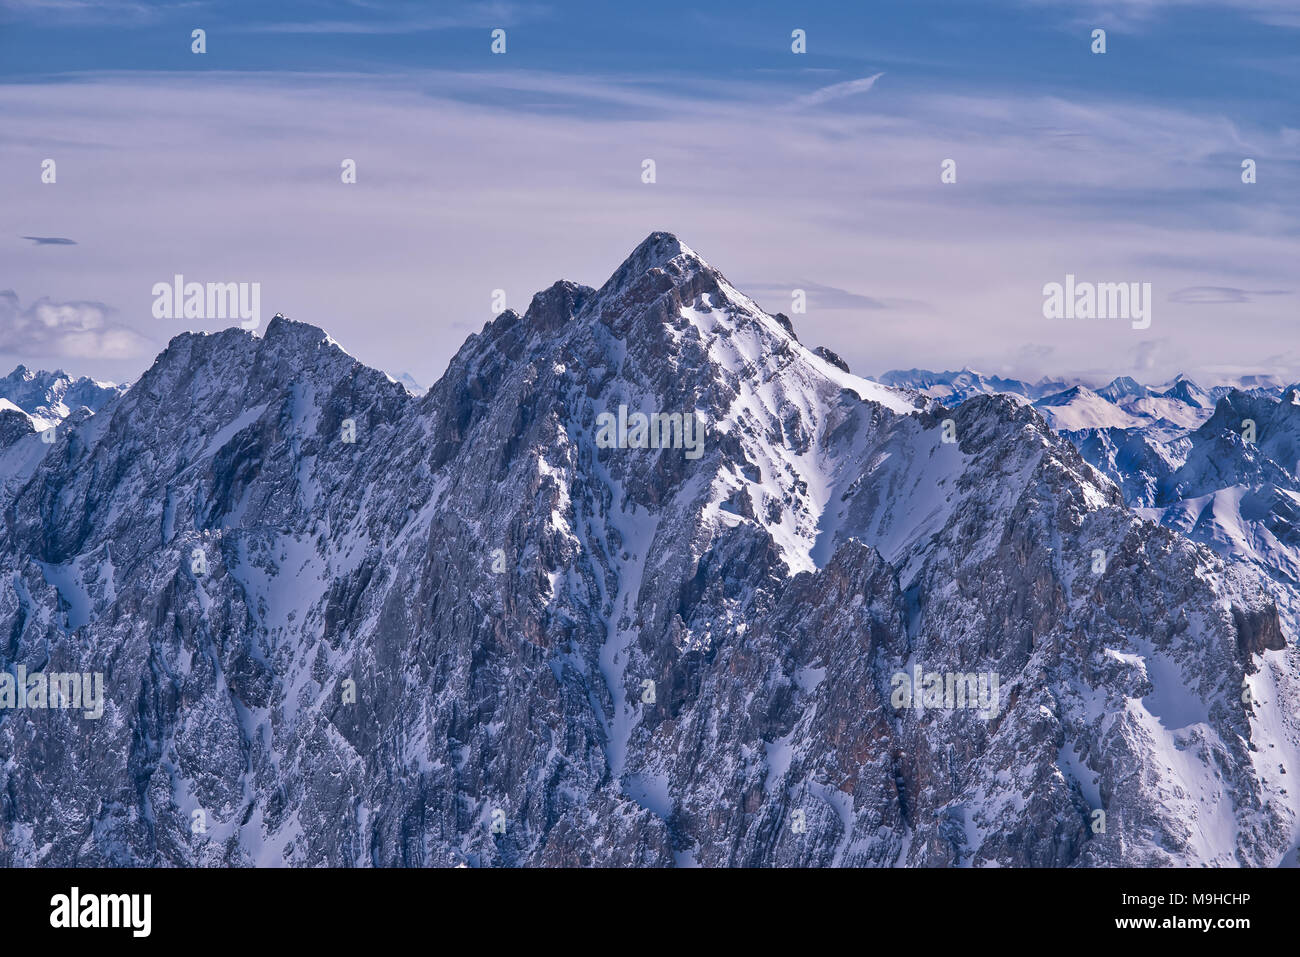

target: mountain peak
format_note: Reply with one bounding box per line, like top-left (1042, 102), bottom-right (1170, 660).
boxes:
top-left (262, 313), bottom-right (352, 357)
top-left (1098, 375), bottom-right (1149, 402)
top-left (597, 231), bottom-right (711, 298)
top-left (629, 230), bottom-right (694, 266)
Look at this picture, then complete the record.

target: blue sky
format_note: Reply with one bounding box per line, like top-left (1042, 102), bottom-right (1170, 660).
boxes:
top-left (2, 0), bottom-right (1297, 386)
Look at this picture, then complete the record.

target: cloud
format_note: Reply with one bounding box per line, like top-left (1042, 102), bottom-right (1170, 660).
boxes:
top-left (1135, 252), bottom-right (1283, 277)
top-left (21, 236), bottom-right (77, 245)
top-left (1169, 286), bottom-right (1292, 303)
top-left (0, 291), bottom-right (154, 359)
top-left (795, 73), bottom-right (885, 107)
top-left (240, 1), bottom-right (548, 34)
top-left (0, 0), bottom-right (197, 25)
top-left (742, 281), bottom-right (932, 313)
top-left (743, 280), bottom-right (886, 311)
top-left (1022, 0), bottom-right (1300, 30)
top-left (1134, 340), bottom-right (1160, 371)
top-left (1, 71), bottom-right (1297, 387)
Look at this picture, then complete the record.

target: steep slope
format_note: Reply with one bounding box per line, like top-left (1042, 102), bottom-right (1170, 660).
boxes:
top-left (0, 234), bottom-right (1295, 867)
top-left (1130, 389), bottom-right (1300, 592)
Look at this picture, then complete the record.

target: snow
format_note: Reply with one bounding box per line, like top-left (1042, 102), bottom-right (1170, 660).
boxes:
top-left (625, 771), bottom-right (672, 820)
top-left (1057, 739), bottom-right (1103, 809)
top-left (35, 559), bottom-right (92, 632)
top-left (1037, 387), bottom-right (1146, 431)
top-left (763, 732), bottom-right (795, 795)
top-left (594, 500), bottom-right (659, 781)
top-left (1140, 651), bottom-right (1209, 731)
top-left (806, 779), bottom-right (855, 866)
top-left (575, 431), bottom-right (662, 783)
top-left (794, 666), bottom-right (826, 693)
top-left (0, 430), bottom-right (55, 494)
top-left (4, 240), bottom-right (1298, 870)
top-left (806, 356), bottom-right (918, 416)
top-left (201, 402), bottom-right (270, 461)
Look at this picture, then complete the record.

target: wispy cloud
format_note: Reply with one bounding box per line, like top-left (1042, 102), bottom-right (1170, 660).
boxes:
top-left (1, 70), bottom-right (1296, 385)
top-left (238, 1), bottom-right (548, 34)
top-left (0, 291), bottom-right (154, 359)
top-left (0, 0), bottom-right (199, 26)
top-left (1023, 0), bottom-right (1300, 30)
top-left (796, 72), bottom-right (884, 107)
top-left (21, 236), bottom-right (77, 245)
top-left (742, 280), bottom-right (931, 313)
top-left (1169, 285), bottom-right (1292, 303)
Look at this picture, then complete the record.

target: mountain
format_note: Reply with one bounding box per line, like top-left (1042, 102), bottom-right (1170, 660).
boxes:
top-left (880, 366), bottom-right (1300, 637)
top-left (879, 368), bottom-right (1078, 405)
top-left (0, 233), bottom-right (1295, 867)
top-left (1119, 388), bottom-right (1300, 592)
top-left (0, 367), bottom-right (123, 502)
top-left (883, 368), bottom-right (1271, 435)
top-left (883, 368), bottom-right (1300, 600)
top-left (0, 365), bottom-right (126, 432)
top-left (393, 372), bottom-right (425, 396)
top-left (1020, 376), bottom-right (1210, 437)
top-left (1158, 374), bottom-right (1212, 409)
top-left (1034, 385), bottom-right (1147, 432)
top-left (1096, 376), bottom-right (1149, 404)
top-left (879, 368), bottom-right (1037, 404)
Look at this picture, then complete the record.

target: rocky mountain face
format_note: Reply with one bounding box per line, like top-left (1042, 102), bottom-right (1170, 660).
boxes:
top-left (1, 234), bottom-right (1296, 867)
top-left (891, 364), bottom-right (1300, 610)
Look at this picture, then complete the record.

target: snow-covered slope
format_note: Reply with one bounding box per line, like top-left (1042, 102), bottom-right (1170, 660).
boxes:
top-left (1034, 385), bottom-right (1149, 431)
top-left (0, 235), bottom-right (1295, 867)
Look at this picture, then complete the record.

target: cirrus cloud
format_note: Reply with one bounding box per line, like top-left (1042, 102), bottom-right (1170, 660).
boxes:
top-left (1168, 285), bottom-right (1292, 304)
top-left (795, 72), bottom-right (885, 107)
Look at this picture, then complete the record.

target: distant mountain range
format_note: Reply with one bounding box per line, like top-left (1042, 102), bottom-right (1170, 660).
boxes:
top-left (0, 365), bottom-right (125, 432)
top-left (878, 367), bottom-right (1293, 438)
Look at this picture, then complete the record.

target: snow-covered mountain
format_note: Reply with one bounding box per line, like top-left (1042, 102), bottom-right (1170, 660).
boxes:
top-left (1035, 384), bottom-right (1150, 432)
top-left (885, 364), bottom-right (1300, 685)
top-left (0, 367), bottom-right (126, 503)
top-left (1095, 376), bottom-right (1148, 404)
top-left (0, 235), bottom-right (1295, 867)
top-left (392, 371), bottom-right (425, 396)
top-left (878, 368), bottom-right (1065, 404)
top-left (1158, 374), bottom-right (1213, 410)
top-left (880, 368), bottom-right (1226, 435)
top-left (0, 364), bottom-right (125, 432)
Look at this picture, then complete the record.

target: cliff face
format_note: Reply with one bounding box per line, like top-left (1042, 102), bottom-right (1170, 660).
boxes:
top-left (0, 233), bottom-right (1295, 867)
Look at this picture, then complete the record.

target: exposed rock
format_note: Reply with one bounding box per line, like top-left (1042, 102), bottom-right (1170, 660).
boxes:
top-left (0, 234), bottom-right (1295, 868)
top-left (813, 346), bottom-right (849, 373)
